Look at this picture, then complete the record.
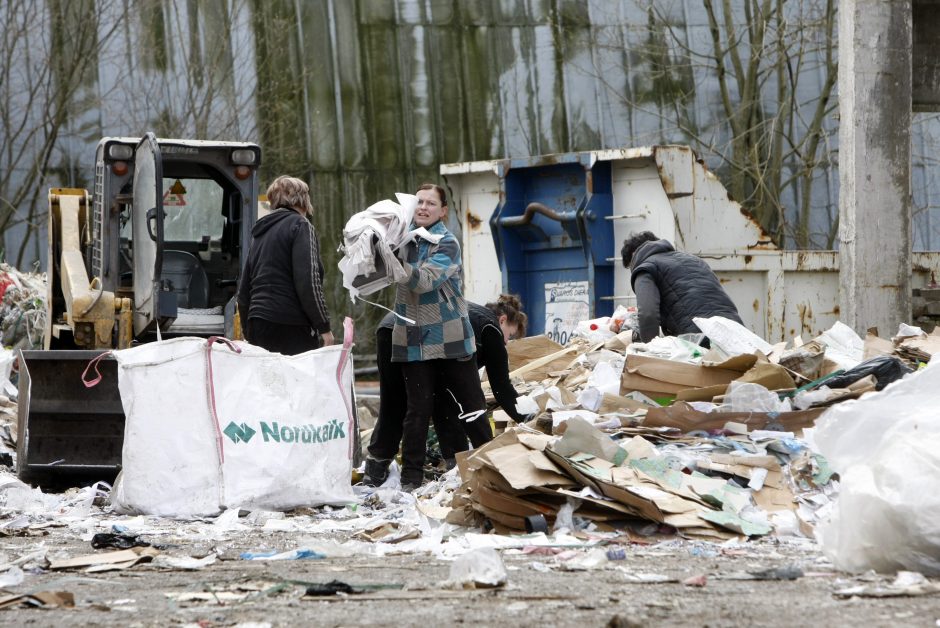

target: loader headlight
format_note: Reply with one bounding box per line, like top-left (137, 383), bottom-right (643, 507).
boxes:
top-left (231, 149), bottom-right (257, 165)
top-left (107, 143), bottom-right (133, 161)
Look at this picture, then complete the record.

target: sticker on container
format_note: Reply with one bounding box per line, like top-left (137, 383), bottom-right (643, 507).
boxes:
top-left (544, 281), bottom-right (589, 345)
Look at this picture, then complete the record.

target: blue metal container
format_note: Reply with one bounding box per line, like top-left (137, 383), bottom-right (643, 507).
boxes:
top-left (490, 152), bottom-right (614, 339)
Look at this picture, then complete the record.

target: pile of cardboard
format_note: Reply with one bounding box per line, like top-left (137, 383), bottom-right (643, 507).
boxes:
top-left (487, 316), bottom-right (934, 434)
top-left (890, 328), bottom-right (940, 365)
top-left (493, 329), bottom-right (830, 431)
top-left (462, 318), bottom-right (900, 538)
top-left (446, 416), bottom-right (826, 539)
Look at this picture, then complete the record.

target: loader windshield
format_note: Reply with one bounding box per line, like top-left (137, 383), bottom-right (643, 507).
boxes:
top-left (161, 178), bottom-right (224, 242)
top-left (121, 177), bottom-right (224, 243)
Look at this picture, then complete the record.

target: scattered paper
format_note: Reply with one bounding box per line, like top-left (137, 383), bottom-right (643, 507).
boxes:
top-left (49, 547), bottom-right (159, 572)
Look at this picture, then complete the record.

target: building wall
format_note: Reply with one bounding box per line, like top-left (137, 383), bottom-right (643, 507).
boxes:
top-left (9, 0), bottom-right (940, 346)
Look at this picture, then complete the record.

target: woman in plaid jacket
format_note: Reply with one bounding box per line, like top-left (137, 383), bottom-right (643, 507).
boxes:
top-left (385, 183), bottom-right (489, 491)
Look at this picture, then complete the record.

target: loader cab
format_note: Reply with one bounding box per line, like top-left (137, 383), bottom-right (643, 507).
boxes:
top-left (91, 133), bottom-right (260, 341)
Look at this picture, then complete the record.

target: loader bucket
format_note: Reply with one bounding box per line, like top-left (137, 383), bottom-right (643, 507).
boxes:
top-left (17, 350), bottom-right (124, 485)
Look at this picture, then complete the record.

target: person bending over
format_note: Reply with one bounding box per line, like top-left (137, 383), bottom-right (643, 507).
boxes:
top-left (432, 295), bottom-right (527, 465)
top-left (619, 231), bottom-right (742, 343)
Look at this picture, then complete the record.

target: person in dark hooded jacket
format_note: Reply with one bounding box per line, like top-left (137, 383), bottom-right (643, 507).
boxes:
top-left (619, 231), bottom-right (743, 343)
top-left (237, 175), bottom-right (333, 354)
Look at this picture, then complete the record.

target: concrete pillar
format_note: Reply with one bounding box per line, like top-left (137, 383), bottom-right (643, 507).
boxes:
top-left (839, 0), bottom-right (912, 336)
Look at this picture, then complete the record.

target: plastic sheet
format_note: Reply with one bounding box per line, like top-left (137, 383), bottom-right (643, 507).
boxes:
top-left (628, 336), bottom-right (705, 363)
top-left (692, 316), bottom-right (773, 358)
top-left (815, 360), bottom-right (940, 574)
top-left (722, 381), bottom-right (792, 414)
top-left (573, 317), bottom-right (616, 344)
top-left (792, 386), bottom-right (832, 410)
top-left (553, 500), bottom-right (577, 534)
top-left (816, 321), bottom-right (864, 370)
top-left (609, 304), bottom-right (638, 334)
top-left (822, 355), bottom-right (912, 391)
top-left (894, 323), bottom-right (924, 340)
top-left (446, 547), bottom-right (507, 587)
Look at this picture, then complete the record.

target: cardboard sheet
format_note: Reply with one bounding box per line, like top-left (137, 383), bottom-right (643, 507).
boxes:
top-left (863, 331), bottom-right (895, 360)
top-left (50, 547), bottom-right (159, 572)
top-left (507, 336), bottom-right (577, 381)
top-left (484, 443), bottom-right (577, 490)
top-left (621, 353), bottom-right (755, 397)
top-left (0, 590), bottom-right (75, 609)
top-left (736, 361), bottom-right (796, 391)
top-left (644, 402), bottom-right (824, 432)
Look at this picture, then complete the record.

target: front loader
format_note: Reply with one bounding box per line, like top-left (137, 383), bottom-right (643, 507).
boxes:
top-left (17, 132), bottom-right (261, 484)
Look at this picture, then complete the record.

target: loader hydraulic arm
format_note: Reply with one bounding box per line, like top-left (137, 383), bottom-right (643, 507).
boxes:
top-left (49, 189), bottom-right (119, 349)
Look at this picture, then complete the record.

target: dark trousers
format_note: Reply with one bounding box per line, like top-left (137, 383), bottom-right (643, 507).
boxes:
top-left (368, 327), bottom-right (405, 461)
top-left (368, 327), bottom-right (491, 483)
top-left (433, 386), bottom-right (493, 458)
top-left (246, 318), bottom-right (320, 355)
top-left (399, 358), bottom-right (488, 483)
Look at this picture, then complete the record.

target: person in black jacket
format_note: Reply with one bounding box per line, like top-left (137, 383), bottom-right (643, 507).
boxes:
top-left (237, 176), bottom-right (333, 354)
top-left (364, 294), bottom-right (527, 486)
top-left (618, 231), bottom-right (742, 343)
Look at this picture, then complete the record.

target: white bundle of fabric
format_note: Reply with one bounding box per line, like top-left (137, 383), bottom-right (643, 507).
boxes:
top-left (338, 193), bottom-right (418, 300)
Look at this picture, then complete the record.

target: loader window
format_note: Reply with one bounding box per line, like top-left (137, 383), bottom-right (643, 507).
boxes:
top-left (118, 177), bottom-right (225, 243)
top-left (161, 178), bottom-right (224, 242)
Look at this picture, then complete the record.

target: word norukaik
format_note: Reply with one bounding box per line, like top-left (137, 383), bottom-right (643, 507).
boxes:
top-left (223, 420), bottom-right (346, 445)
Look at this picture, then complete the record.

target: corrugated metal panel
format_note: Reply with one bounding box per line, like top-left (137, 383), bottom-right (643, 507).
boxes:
top-left (11, 0), bottom-right (940, 349)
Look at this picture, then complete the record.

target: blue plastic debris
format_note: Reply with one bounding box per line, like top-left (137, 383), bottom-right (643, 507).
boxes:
top-left (240, 548), bottom-right (325, 561)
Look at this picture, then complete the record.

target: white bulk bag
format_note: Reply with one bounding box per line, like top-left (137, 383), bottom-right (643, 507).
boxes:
top-left (814, 359), bottom-right (940, 574)
top-left (104, 321), bottom-right (357, 516)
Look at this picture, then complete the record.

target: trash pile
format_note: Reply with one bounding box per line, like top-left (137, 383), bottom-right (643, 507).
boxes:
top-left (0, 263), bottom-right (45, 351)
top-left (0, 264), bottom-right (27, 458)
top-left (454, 314), bottom-right (940, 548)
top-left (446, 418), bottom-right (827, 540)
top-left (0, 312), bottom-right (939, 602)
top-left (0, 264), bottom-right (54, 469)
top-left (1, 252), bottom-right (939, 580)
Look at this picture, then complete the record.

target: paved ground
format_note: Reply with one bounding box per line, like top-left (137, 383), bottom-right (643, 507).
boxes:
top-left (1, 512), bottom-right (939, 628)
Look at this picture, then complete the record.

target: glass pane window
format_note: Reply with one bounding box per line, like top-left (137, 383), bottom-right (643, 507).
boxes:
top-left (161, 178), bottom-right (224, 241)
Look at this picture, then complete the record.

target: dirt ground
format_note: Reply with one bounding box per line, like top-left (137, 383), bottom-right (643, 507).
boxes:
top-left (0, 396), bottom-right (935, 626)
top-left (1, 511), bottom-right (939, 628)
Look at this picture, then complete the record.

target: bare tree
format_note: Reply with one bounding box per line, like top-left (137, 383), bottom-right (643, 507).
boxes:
top-left (598, 0), bottom-right (839, 248)
top-left (122, 0), bottom-right (257, 140)
top-left (0, 0), bottom-right (264, 268)
top-left (0, 0), bottom-right (128, 266)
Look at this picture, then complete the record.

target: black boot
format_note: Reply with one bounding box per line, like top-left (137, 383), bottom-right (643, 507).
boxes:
top-left (363, 457), bottom-right (391, 487)
top-left (400, 468), bottom-right (424, 492)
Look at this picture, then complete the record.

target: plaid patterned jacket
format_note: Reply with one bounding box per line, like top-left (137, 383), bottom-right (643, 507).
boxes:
top-left (390, 221), bottom-right (476, 362)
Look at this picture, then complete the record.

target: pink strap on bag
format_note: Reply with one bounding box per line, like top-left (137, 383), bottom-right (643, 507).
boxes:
top-left (82, 351), bottom-right (114, 388)
top-left (336, 317), bottom-right (356, 459)
top-left (205, 337), bottom-right (242, 464)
